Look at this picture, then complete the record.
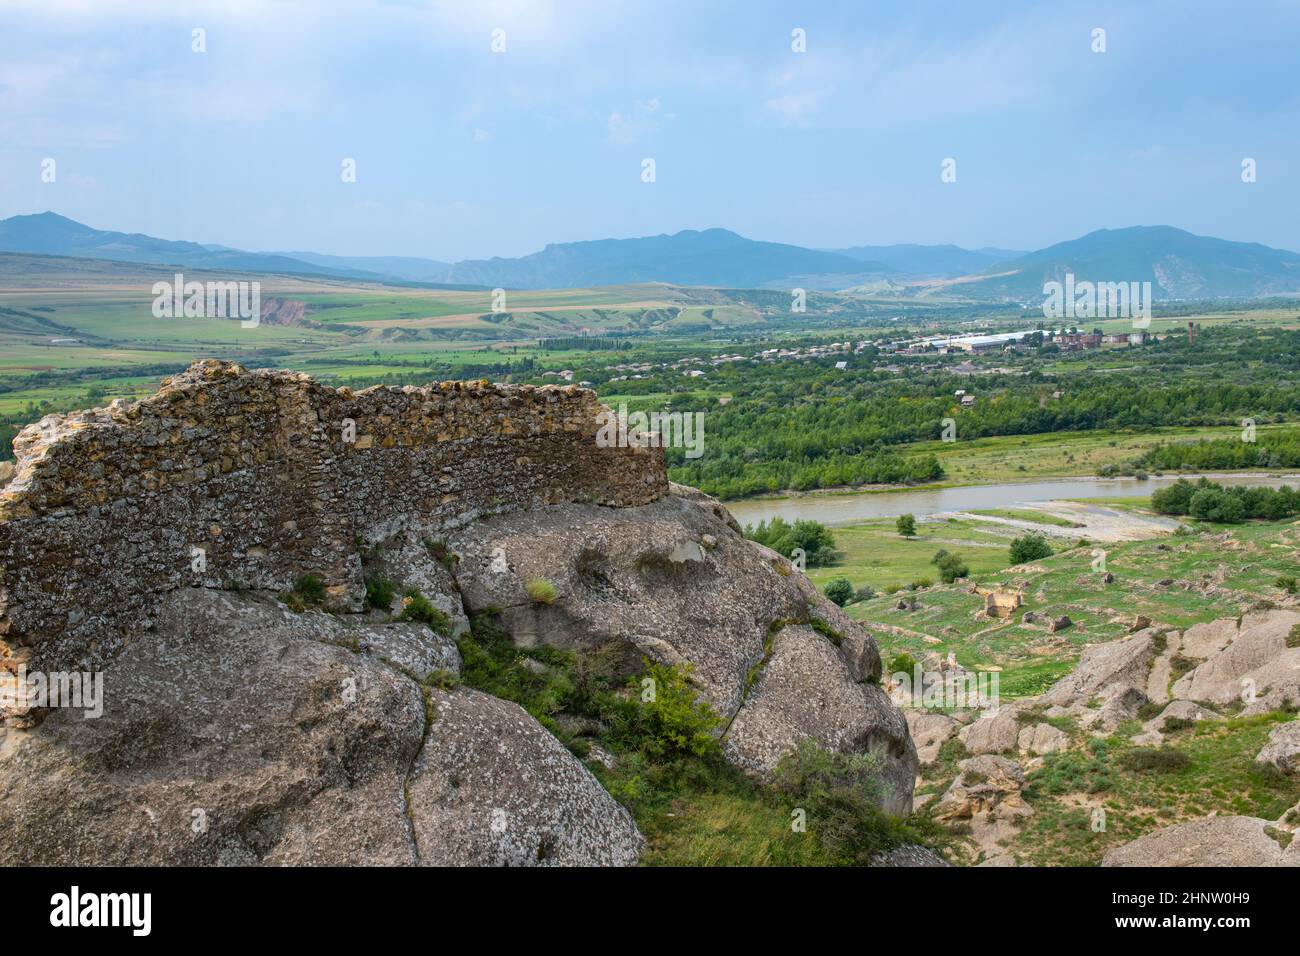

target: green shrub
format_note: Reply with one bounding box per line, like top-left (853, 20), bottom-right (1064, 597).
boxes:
top-left (888, 653), bottom-right (917, 677)
top-left (935, 552), bottom-right (969, 583)
top-left (292, 573), bottom-right (327, 605)
top-left (526, 577), bottom-right (559, 605)
top-left (823, 577), bottom-right (854, 607)
top-left (896, 514), bottom-right (917, 538)
top-left (1009, 533), bottom-right (1053, 564)
top-left (398, 590), bottom-right (451, 635)
top-left (1276, 576), bottom-right (1298, 595)
top-left (853, 584), bottom-right (877, 603)
top-left (743, 517), bottom-right (840, 567)
top-left (772, 740), bottom-right (928, 865)
top-left (1119, 747), bottom-right (1192, 773)
top-left (364, 575), bottom-right (396, 611)
top-left (629, 661), bottom-right (722, 759)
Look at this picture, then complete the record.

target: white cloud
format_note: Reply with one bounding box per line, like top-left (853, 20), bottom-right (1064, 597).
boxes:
top-left (607, 97), bottom-right (669, 144)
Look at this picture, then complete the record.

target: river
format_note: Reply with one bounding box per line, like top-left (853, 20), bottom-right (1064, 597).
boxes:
top-left (722, 473), bottom-right (1300, 528)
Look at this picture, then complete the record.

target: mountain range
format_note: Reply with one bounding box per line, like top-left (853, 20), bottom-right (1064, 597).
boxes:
top-left (3, 212), bottom-right (1299, 301)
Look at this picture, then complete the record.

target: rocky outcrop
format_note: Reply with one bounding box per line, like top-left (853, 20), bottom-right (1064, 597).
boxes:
top-left (1256, 720), bottom-right (1300, 775)
top-left (957, 707), bottom-right (1021, 755)
top-left (410, 687), bottom-right (643, 866)
top-left (1043, 630), bottom-right (1155, 709)
top-left (1018, 722), bottom-right (1070, 755)
top-left (906, 711), bottom-right (961, 764)
top-left (0, 365), bottom-right (920, 865)
top-left (446, 491), bottom-right (915, 813)
top-left (722, 625), bottom-right (915, 813)
top-left (1102, 816), bottom-right (1300, 867)
top-left (0, 589), bottom-right (642, 865)
top-left (1171, 610), bottom-right (1300, 706)
top-left (869, 844), bottom-right (951, 867)
top-left (934, 754), bottom-right (1029, 821)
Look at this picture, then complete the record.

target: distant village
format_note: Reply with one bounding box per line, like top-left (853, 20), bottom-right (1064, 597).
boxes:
top-left (537, 323), bottom-right (1189, 387)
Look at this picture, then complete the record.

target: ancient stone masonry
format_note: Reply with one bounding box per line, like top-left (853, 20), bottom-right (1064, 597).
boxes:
top-left (0, 360), bottom-right (667, 677)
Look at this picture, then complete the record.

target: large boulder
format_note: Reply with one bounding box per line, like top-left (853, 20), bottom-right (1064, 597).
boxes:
top-left (409, 687), bottom-right (642, 866)
top-left (1256, 720), bottom-right (1300, 775)
top-left (1102, 816), bottom-right (1299, 867)
top-left (1018, 722), bottom-right (1070, 755)
top-left (721, 624), bottom-right (916, 814)
top-left (957, 707), bottom-right (1021, 755)
top-left (933, 755), bottom-right (1030, 822)
top-left (0, 589), bottom-right (642, 866)
top-left (1043, 630), bottom-right (1155, 708)
top-left (1172, 609), bottom-right (1300, 706)
top-left (447, 492), bottom-right (914, 813)
top-left (905, 711), bottom-right (961, 764)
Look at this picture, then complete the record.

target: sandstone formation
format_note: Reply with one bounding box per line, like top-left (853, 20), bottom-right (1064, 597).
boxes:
top-left (1102, 816), bottom-right (1300, 867)
top-left (1256, 720), bottom-right (1300, 775)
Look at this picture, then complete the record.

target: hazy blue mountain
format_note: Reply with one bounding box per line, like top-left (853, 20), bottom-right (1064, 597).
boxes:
top-left (834, 243), bottom-right (1026, 277)
top-left (6, 214), bottom-right (1298, 300)
top-left (269, 251), bottom-right (452, 284)
top-left (0, 212), bottom-right (369, 278)
top-left (957, 226), bottom-right (1300, 301)
top-left (446, 228), bottom-right (890, 290)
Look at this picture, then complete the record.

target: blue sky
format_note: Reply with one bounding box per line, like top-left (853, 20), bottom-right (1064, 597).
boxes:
top-left (2, 0), bottom-right (1298, 260)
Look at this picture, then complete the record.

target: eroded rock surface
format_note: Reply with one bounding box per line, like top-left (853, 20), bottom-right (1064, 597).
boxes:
top-left (0, 589), bottom-right (642, 866)
top-left (447, 491), bottom-right (915, 812)
top-left (1102, 815), bottom-right (1299, 867)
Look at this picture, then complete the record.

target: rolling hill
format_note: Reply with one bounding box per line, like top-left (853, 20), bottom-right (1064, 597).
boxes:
top-left (950, 226), bottom-right (1300, 301)
top-left (446, 228), bottom-right (889, 290)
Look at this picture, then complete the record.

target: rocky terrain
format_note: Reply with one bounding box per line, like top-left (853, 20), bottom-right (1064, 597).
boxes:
top-left (907, 608), bottom-right (1300, 866)
top-left (0, 362), bottom-right (916, 866)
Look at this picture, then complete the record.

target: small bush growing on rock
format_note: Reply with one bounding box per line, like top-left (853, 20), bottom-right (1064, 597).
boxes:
top-left (625, 661), bottom-right (721, 759)
top-left (526, 577), bottom-right (559, 605)
top-left (888, 653), bottom-right (917, 677)
top-left (808, 616), bottom-right (844, 648)
top-left (1276, 576), bottom-right (1298, 594)
top-left (1288, 624), bottom-right (1300, 650)
top-left (364, 575), bottom-right (396, 611)
top-left (772, 739), bottom-right (923, 865)
top-left (293, 573), bottom-right (327, 605)
top-left (398, 590), bottom-right (451, 635)
top-left (823, 577), bottom-right (853, 607)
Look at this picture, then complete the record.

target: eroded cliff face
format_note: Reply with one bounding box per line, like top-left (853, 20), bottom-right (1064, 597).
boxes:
top-left (0, 362), bottom-right (916, 865)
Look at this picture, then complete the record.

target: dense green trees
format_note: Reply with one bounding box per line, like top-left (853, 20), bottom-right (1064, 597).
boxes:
top-left (743, 517), bottom-right (840, 567)
top-left (1151, 477), bottom-right (1300, 522)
